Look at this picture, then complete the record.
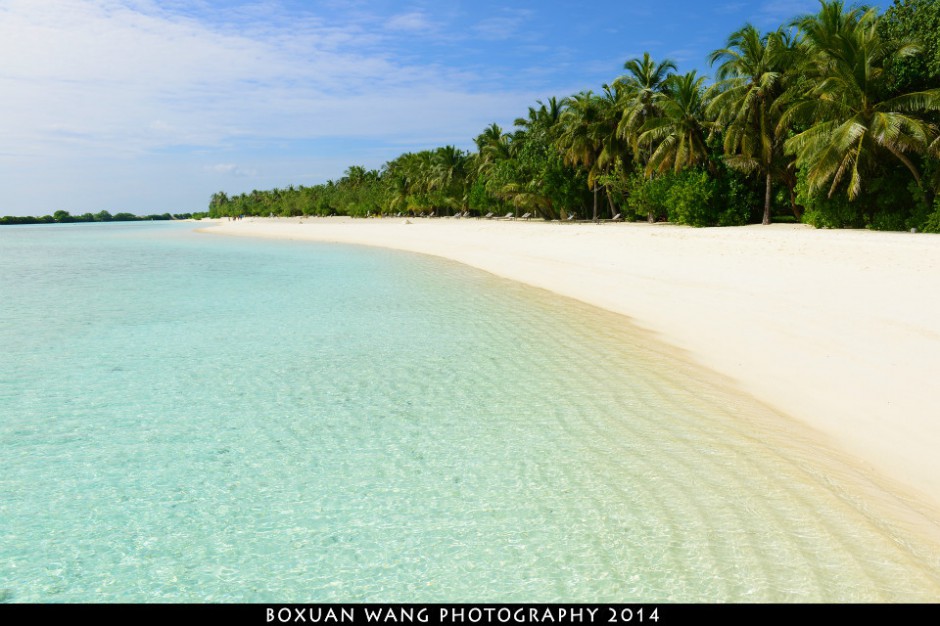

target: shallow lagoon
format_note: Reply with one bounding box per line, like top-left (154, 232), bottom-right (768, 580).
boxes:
top-left (2, 222), bottom-right (939, 601)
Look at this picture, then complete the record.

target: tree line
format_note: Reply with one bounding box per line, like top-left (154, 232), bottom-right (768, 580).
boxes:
top-left (0, 210), bottom-right (204, 226)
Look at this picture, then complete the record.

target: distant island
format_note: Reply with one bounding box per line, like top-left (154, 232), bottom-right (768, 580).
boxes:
top-left (0, 210), bottom-right (207, 226)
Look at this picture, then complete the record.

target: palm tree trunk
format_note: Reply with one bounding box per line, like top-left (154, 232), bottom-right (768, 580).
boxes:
top-left (763, 171), bottom-right (772, 225)
top-left (781, 169), bottom-right (802, 220)
top-left (883, 144), bottom-right (924, 194)
top-left (788, 185), bottom-right (803, 220)
top-left (592, 184), bottom-right (598, 223)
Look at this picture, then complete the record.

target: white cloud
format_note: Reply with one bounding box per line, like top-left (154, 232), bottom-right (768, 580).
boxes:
top-left (0, 1), bottom-right (562, 214)
top-left (205, 163), bottom-right (257, 177)
top-left (0, 0), bottom-right (652, 214)
top-left (472, 9), bottom-right (533, 41)
top-left (0, 0), bottom-right (527, 161)
top-left (385, 11), bottom-right (434, 32)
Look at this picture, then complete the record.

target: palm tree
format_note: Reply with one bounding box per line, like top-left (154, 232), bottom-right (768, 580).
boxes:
top-left (616, 53), bottom-right (678, 158)
top-left (557, 92), bottom-right (599, 219)
top-left (474, 123), bottom-right (513, 174)
top-left (638, 71), bottom-right (717, 175)
top-left (557, 91), bottom-right (613, 221)
top-left (595, 83), bottom-right (633, 218)
top-left (386, 172), bottom-right (411, 214)
top-left (383, 151), bottom-right (434, 214)
top-left (708, 25), bottom-right (799, 224)
top-left (209, 191), bottom-right (230, 217)
top-left (594, 84), bottom-right (630, 173)
top-left (430, 146), bottom-right (469, 213)
top-left (781, 0), bottom-right (940, 200)
top-left (514, 97), bottom-right (564, 137)
top-left (343, 165), bottom-right (368, 188)
top-left (555, 87), bottom-right (632, 221)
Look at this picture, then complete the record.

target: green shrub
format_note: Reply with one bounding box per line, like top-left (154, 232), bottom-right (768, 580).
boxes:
top-left (666, 170), bottom-right (716, 227)
top-left (627, 167), bottom-right (758, 227)
top-left (797, 172), bottom-right (864, 228)
top-left (869, 210), bottom-right (907, 231)
top-left (626, 170), bottom-right (672, 222)
top-left (920, 199), bottom-right (940, 233)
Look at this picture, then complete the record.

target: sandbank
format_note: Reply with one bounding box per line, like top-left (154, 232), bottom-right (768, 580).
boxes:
top-left (202, 216), bottom-right (940, 515)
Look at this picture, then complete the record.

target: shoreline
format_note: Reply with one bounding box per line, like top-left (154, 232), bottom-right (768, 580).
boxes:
top-left (200, 216), bottom-right (940, 516)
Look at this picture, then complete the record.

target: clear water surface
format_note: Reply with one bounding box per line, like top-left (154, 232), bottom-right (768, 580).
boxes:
top-left (1, 221), bottom-right (939, 602)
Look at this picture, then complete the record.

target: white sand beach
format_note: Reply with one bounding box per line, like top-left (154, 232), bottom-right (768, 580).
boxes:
top-left (203, 216), bottom-right (940, 514)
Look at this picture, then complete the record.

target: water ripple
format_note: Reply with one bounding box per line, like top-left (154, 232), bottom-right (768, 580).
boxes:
top-left (1, 223), bottom-right (939, 602)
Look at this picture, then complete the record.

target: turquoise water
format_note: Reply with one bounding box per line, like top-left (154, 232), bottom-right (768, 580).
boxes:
top-left (2, 221), bottom-right (939, 602)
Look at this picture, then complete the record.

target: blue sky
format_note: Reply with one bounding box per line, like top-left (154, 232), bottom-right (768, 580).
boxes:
top-left (0, 0), bottom-right (892, 215)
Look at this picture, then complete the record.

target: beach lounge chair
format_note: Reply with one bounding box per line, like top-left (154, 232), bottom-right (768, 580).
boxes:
top-left (607, 213), bottom-right (622, 222)
top-left (484, 212), bottom-right (494, 219)
top-left (520, 212), bottom-right (532, 220)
